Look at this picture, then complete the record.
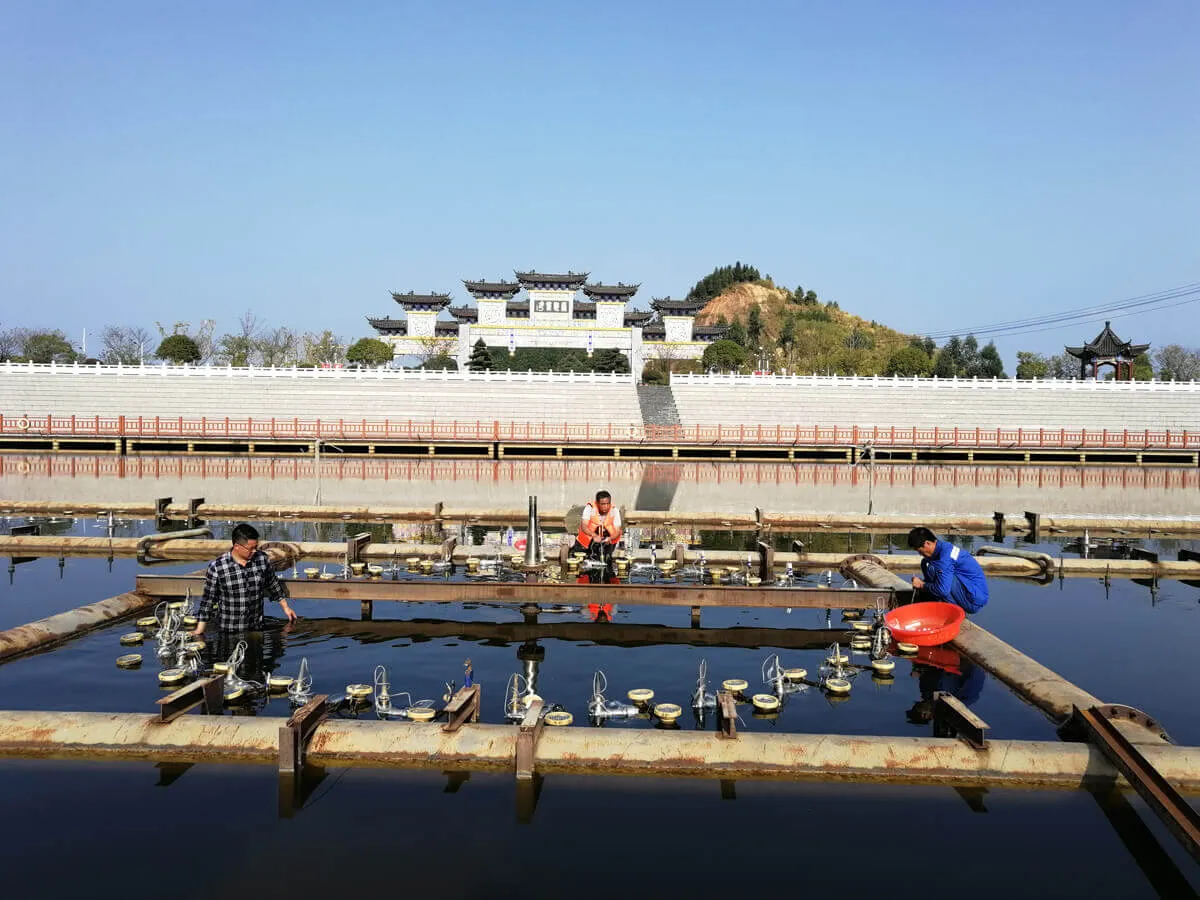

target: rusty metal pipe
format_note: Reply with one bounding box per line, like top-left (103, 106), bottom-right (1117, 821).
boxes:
top-left (136, 526), bottom-right (212, 551)
top-left (0, 591), bottom-right (157, 663)
top-left (950, 620), bottom-right (1104, 724)
top-left (1, 711), bottom-right (1199, 791)
top-left (838, 553), bottom-right (913, 594)
top-left (975, 545), bottom-right (1055, 577)
top-left (0, 536), bottom-right (1195, 579)
top-left (6, 500), bottom-right (1200, 536)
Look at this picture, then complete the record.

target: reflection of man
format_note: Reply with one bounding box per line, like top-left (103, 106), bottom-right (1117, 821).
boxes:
top-left (907, 527), bottom-right (989, 613)
top-left (571, 490), bottom-right (623, 562)
top-left (905, 655), bottom-right (984, 725)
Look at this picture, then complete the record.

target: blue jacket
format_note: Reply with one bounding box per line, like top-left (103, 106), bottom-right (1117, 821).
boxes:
top-left (921, 540), bottom-right (988, 613)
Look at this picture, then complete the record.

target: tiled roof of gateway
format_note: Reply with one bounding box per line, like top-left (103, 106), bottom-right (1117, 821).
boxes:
top-left (367, 317), bottom-right (406, 334)
top-left (650, 297), bottom-right (705, 313)
top-left (448, 305), bottom-right (478, 320)
top-left (515, 271), bottom-right (589, 287)
top-left (583, 283), bottom-right (639, 299)
top-left (390, 291), bottom-right (452, 307)
top-left (463, 280), bottom-right (521, 297)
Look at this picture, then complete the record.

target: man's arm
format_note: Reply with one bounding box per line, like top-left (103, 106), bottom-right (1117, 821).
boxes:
top-left (581, 505), bottom-right (599, 540)
top-left (192, 562), bottom-right (219, 636)
top-left (921, 556), bottom-right (956, 601)
top-left (607, 509), bottom-right (623, 545)
top-left (261, 559), bottom-right (296, 623)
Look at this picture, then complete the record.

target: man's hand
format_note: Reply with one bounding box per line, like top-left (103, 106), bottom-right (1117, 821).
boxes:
top-left (190, 622), bottom-right (207, 638)
top-left (911, 576), bottom-right (925, 589)
top-left (281, 600), bottom-right (297, 624)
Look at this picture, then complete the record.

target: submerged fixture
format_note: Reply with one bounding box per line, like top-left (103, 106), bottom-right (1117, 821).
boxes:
top-left (372, 665), bottom-right (436, 720)
top-left (761, 653), bottom-right (808, 699)
top-left (819, 642), bottom-right (857, 695)
top-left (587, 669), bottom-right (640, 723)
top-left (287, 657), bottom-right (313, 707)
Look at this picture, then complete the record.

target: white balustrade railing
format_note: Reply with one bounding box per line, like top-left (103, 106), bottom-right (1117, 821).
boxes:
top-left (0, 360), bottom-right (636, 384)
top-left (669, 372), bottom-right (1200, 392)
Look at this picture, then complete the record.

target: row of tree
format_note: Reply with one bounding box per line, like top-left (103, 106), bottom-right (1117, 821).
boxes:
top-left (0, 316), bottom-right (395, 368)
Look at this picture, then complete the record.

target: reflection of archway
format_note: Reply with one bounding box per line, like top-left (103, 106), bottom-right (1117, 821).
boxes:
top-left (1066, 321), bottom-right (1148, 381)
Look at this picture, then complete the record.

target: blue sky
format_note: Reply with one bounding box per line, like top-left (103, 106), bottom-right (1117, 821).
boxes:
top-left (3, 1), bottom-right (1197, 365)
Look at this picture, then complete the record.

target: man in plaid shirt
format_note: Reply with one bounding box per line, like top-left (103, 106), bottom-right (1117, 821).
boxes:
top-left (191, 524), bottom-right (296, 637)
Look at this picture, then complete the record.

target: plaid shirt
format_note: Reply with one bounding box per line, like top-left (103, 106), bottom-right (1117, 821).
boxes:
top-left (198, 549), bottom-right (289, 632)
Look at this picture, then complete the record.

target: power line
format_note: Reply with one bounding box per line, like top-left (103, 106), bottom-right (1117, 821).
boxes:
top-left (920, 282), bottom-right (1200, 341)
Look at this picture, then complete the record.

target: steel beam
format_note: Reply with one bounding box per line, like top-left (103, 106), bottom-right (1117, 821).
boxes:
top-left (1074, 704), bottom-right (1200, 864)
top-left (134, 573), bottom-right (897, 610)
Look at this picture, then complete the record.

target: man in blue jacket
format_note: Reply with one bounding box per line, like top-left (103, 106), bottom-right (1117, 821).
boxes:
top-left (906, 527), bottom-right (989, 613)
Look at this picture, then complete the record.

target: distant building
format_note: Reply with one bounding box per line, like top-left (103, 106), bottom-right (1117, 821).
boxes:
top-left (1064, 321), bottom-right (1149, 380)
top-left (367, 271), bottom-right (725, 376)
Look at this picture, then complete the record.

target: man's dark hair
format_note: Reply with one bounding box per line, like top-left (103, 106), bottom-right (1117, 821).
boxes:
top-left (231, 523), bottom-right (260, 546)
top-left (907, 526), bottom-right (937, 549)
top-left (595, 490), bottom-right (612, 503)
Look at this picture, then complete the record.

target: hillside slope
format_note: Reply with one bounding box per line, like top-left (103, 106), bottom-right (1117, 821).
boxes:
top-left (694, 282), bottom-right (917, 375)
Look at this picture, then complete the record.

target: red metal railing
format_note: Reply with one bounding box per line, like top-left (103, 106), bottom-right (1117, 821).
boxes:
top-left (0, 414), bottom-right (1196, 450)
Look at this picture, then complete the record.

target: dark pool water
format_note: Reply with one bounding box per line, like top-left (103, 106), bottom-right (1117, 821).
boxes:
top-left (1, 517), bottom-right (1198, 896)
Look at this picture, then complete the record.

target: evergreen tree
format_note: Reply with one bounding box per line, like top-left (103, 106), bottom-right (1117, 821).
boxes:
top-left (976, 341), bottom-right (1005, 378)
top-left (467, 339), bottom-right (493, 372)
top-left (747, 306), bottom-right (763, 350)
top-left (779, 314), bottom-right (797, 352)
top-left (593, 348), bottom-right (630, 374)
top-left (726, 320), bottom-right (748, 348)
top-left (685, 262), bottom-right (762, 304)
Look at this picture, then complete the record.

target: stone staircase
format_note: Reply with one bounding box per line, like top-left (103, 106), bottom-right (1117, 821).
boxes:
top-left (636, 384), bottom-right (681, 428)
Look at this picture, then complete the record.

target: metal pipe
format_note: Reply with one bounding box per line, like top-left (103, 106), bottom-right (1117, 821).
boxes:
top-left (838, 553), bottom-right (912, 593)
top-left (1, 711), bottom-right (1199, 791)
top-left (0, 537), bottom-right (1195, 579)
top-left (6, 499), bottom-right (1200, 536)
top-left (0, 591), bottom-right (156, 663)
top-left (951, 620), bottom-right (1102, 723)
top-left (523, 496), bottom-right (539, 568)
top-left (136, 527), bottom-right (213, 551)
top-left (975, 545), bottom-right (1055, 577)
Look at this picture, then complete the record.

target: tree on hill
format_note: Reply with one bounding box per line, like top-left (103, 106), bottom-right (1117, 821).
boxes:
top-left (156, 334), bottom-right (201, 365)
top-left (346, 337), bottom-right (394, 367)
top-left (467, 339), bottom-right (493, 372)
top-left (725, 320), bottom-right (748, 348)
top-left (792, 286), bottom-right (819, 305)
top-left (885, 345), bottom-right (932, 377)
top-left (702, 339), bottom-right (749, 372)
top-left (746, 306), bottom-right (764, 351)
top-left (685, 262), bottom-right (761, 304)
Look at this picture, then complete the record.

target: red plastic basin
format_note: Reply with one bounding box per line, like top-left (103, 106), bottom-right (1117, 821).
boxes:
top-left (884, 601), bottom-right (965, 647)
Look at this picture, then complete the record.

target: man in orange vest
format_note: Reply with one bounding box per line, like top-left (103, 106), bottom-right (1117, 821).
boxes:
top-left (571, 490), bottom-right (623, 562)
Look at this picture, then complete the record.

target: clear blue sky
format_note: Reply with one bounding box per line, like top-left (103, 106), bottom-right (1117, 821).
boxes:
top-left (3, 1), bottom-right (1197, 366)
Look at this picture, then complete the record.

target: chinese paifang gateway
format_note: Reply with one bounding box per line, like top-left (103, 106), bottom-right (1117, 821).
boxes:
top-left (367, 271), bottom-right (728, 376)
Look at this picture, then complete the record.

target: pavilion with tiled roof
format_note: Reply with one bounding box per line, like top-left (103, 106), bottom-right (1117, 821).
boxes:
top-left (1065, 321), bottom-right (1150, 381)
